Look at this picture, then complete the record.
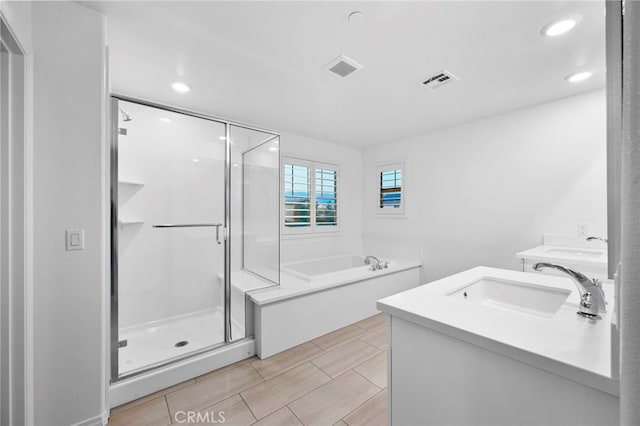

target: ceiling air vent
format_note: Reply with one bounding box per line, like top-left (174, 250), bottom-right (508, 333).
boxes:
top-left (420, 70), bottom-right (458, 89)
top-left (326, 55), bottom-right (363, 78)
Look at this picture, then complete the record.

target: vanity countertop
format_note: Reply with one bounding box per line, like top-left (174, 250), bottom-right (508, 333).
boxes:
top-left (377, 266), bottom-right (618, 396)
top-left (516, 244), bottom-right (607, 267)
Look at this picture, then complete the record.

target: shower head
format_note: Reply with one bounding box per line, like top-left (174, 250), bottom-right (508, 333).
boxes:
top-left (119, 108), bottom-right (132, 122)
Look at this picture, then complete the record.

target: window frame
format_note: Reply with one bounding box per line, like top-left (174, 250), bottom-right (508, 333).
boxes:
top-left (376, 161), bottom-right (406, 217)
top-left (281, 156), bottom-right (340, 235)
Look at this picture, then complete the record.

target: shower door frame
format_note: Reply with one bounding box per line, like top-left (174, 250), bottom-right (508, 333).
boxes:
top-left (109, 94), bottom-right (279, 382)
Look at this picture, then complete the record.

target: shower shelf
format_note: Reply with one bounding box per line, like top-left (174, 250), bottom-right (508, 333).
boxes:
top-left (119, 219), bottom-right (145, 230)
top-left (118, 180), bottom-right (145, 187)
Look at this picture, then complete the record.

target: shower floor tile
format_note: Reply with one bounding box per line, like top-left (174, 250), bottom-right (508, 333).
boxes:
top-left (118, 307), bottom-right (243, 375)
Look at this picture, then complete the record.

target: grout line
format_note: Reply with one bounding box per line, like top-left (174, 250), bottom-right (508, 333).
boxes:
top-left (309, 340), bottom-right (327, 353)
top-left (170, 374), bottom-right (264, 418)
top-left (353, 339), bottom-right (381, 353)
top-left (266, 373), bottom-right (334, 416)
top-left (112, 392), bottom-right (167, 417)
top-left (317, 334), bottom-right (366, 353)
top-left (253, 350), bottom-right (324, 381)
top-left (163, 395), bottom-right (173, 423)
top-left (238, 392), bottom-right (260, 423)
top-left (351, 349), bottom-right (384, 375)
top-left (340, 382), bottom-right (386, 422)
top-left (316, 349), bottom-right (381, 380)
top-left (309, 358), bottom-right (321, 372)
top-left (161, 378), bottom-right (197, 398)
top-left (254, 368), bottom-right (270, 381)
top-left (352, 368), bottom-right (383, 391)
top-left (246, 360), bottom-right (265, 382)
top-left (200, 393), bottom-right (255, 422)
top-left (239, 362), bottom-right (331, 421)
top-left (286, 404), bottom-right (306, 426)
top-left (354, 314), bottom-right (386, 330)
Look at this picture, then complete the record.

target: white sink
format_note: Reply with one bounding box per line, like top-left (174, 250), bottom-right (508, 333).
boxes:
top-left (543, 248), bottom-right (604, 258)
top-left (448, 277), bottom-right (571, 318)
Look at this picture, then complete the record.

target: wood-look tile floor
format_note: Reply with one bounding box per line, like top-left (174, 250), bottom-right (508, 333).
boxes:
top-left (109, 313), bottom-right (388, 426)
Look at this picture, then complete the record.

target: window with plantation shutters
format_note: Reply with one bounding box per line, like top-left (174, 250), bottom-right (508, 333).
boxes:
top-left (315, 167), bottom-right (337, 226)
top-left (283, 162), bottom-right (311, 228)
top-left (283, 157), bottom-right (339, 234)
top-left (377, 162), bottom-right (405, 216)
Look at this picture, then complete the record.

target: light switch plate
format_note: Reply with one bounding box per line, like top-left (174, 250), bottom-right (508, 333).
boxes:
top-left (66, 229), bottom-right (85, 251)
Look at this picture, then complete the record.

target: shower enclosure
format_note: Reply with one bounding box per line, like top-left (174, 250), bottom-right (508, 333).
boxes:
top-left (110, 97), bottom-right (280, 381)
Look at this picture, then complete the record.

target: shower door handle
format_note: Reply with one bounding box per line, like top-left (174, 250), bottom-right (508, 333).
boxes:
top-left (216, 225), bottom-right (222, 245)
top-left (152, 223), bottom-right (224, 245)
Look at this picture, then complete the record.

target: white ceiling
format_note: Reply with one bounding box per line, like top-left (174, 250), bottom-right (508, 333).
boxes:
top-left (81, 1), bottom-right (606, 148)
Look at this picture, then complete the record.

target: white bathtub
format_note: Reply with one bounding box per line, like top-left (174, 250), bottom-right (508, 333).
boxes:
top-left (250, 255), bottom-right (422, 358)
top-left (281, 255), bottom-right (378, 281)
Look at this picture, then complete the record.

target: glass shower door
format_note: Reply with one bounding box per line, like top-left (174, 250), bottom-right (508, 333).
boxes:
top-left (113, 99), bottom-right (227, 377)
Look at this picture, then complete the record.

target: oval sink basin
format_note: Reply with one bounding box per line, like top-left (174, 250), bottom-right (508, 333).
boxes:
top-left (448, 277), bottom-right (571, 318)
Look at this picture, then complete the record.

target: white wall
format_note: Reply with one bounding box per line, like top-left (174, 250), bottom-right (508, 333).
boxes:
top-left (32, 2), bottom-right (107, 425)
top-left (280, 131), bottom-right (364, 263)
top-left (363, 89), bottom-right (607, 282)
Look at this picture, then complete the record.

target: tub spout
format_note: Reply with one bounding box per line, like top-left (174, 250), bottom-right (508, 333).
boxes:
top-left (365, 255), bottom-right (383, 270)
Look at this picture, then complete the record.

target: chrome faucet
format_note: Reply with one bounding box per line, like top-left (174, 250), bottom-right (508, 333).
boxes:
top-left (364, 255), bottom-right (383, 271)
top-left (586, 236), bottom-right (608, 243)
top-left (533, 262), bottom-right (606, 319)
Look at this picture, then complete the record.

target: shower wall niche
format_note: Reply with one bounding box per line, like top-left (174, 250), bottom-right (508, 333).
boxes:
top-left (112, 98), bottom-right (279, 379)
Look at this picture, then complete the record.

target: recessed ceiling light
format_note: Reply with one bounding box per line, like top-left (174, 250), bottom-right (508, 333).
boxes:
top-left (172, 81), bottom-right (190, 93)
top-left (191, 158), bottom-right (200, 163)
top-left (566, 71), bottom-right (593, 83)
top-left (348, 11), bottom-right (364, 24)
top-left (160, 117), bottom-right (172, 123)
top-left (269, 146), bottom-right (279, 152)
top-left (218, 136), bottom-right (226, 140)
top-left (542, 16), bottom-right (580, 37)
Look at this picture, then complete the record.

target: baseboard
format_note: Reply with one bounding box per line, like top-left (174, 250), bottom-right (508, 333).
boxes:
top-left (71, 411), bottom-right (108, 426)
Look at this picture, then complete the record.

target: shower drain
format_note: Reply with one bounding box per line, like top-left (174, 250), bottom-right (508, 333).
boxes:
top-left (175, 340), bottom-right (189, 348)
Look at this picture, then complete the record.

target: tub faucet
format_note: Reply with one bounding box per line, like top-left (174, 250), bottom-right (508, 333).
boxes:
top-left (533, 262), bottom-right (606, 319)
top-left (586, 236), bottom-right (608, 243)
top-left (364, 255), bottom-right (383, 271)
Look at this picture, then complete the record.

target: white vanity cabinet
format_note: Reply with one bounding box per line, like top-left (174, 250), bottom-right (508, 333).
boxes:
top-left (386, 316), bottom-right (618, 425)
top-left (378, 267), bottom-right (619, 426)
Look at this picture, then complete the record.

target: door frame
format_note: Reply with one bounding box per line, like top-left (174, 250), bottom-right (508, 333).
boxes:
top-left (0, 12), bottom-right (32, 426)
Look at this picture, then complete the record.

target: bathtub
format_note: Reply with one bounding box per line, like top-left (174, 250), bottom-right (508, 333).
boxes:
top-left (249, 255), bottom-right (422, 358)
top-left (280, 255), bottom-right (381, 282)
